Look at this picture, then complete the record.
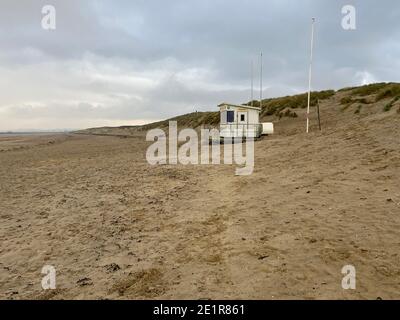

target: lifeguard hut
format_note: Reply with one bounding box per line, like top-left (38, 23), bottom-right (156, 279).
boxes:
top-left (218, 103), bottom-right (263, 138)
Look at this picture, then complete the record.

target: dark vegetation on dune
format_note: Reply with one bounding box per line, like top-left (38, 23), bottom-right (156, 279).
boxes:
top-left (76, 82), bottom-right (400, 135)
top-left (247, 90), bottom-right (335, 118)
top-left (339, 83), bottom-right (400, 112)
top-left (140, 111), bottom-right (220, 131)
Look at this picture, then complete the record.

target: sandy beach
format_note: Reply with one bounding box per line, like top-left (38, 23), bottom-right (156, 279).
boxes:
top-left (1, 95), bottom-right (399, 299)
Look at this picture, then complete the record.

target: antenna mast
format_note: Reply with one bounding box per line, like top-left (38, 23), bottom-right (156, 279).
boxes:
top-left (251, 59), bottom-right (254, 107)
top-left (306, 18), bottom-right (315, 133)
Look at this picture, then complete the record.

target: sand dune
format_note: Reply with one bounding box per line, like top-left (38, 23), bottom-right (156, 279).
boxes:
top-left (1, 88), bottom-right (400, 299)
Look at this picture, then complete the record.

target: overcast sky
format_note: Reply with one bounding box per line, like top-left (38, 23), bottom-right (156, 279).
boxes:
top-left (0, 0), bottom-right (399, 130)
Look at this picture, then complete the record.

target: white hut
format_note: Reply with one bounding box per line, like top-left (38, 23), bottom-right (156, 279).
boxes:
top-left (218, 103), bottom-right (263, 138)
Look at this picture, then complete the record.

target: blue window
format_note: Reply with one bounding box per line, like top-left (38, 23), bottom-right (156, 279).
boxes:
top-left (227, 111), bottom-right (235, 123)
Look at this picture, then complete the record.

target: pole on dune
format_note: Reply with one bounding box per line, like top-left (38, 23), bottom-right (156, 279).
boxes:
top-left (316, 99), bottom-right (321, 131)
top-left (260, 52), bottom-right (263, 109)
top-left (306, 18), bottom-right (315, 133)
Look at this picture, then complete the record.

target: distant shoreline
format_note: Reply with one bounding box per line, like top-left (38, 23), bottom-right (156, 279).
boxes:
top-left (0, 132), bottom-right (68, 137)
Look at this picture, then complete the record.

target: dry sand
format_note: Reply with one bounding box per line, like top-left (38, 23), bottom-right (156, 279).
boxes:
top-left (1, 99), bottom-right (400, 300)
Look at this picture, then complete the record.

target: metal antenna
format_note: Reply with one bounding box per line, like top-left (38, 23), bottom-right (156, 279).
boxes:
top-left (306, 18), bottom-right (315, 133)
top-left (251, 59), bottom-right (254, 107)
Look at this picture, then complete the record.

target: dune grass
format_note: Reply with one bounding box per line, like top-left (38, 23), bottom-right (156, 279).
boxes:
top-left (375, 84), bottom-right (400, 102)
top-left (257, 90), bottom-right (335, 117)
top-left (383, 96), bottom-right (400, 112)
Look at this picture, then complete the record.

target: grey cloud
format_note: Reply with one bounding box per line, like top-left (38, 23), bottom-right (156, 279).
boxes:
top-left (0, 0), bottom-right (400, 130)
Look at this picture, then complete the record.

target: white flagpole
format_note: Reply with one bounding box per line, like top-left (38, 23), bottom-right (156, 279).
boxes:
top-left (260, 52), bottom-right (263, 109)
top-left (306, 18), bottom-right (315, 133)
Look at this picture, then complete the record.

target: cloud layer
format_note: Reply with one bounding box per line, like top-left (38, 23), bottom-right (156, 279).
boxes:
top-left (1, 0), bottom-right (400, 130)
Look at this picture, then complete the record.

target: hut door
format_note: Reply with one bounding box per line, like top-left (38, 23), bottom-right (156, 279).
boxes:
top-left (238, 112), bottom-right (247, 124)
